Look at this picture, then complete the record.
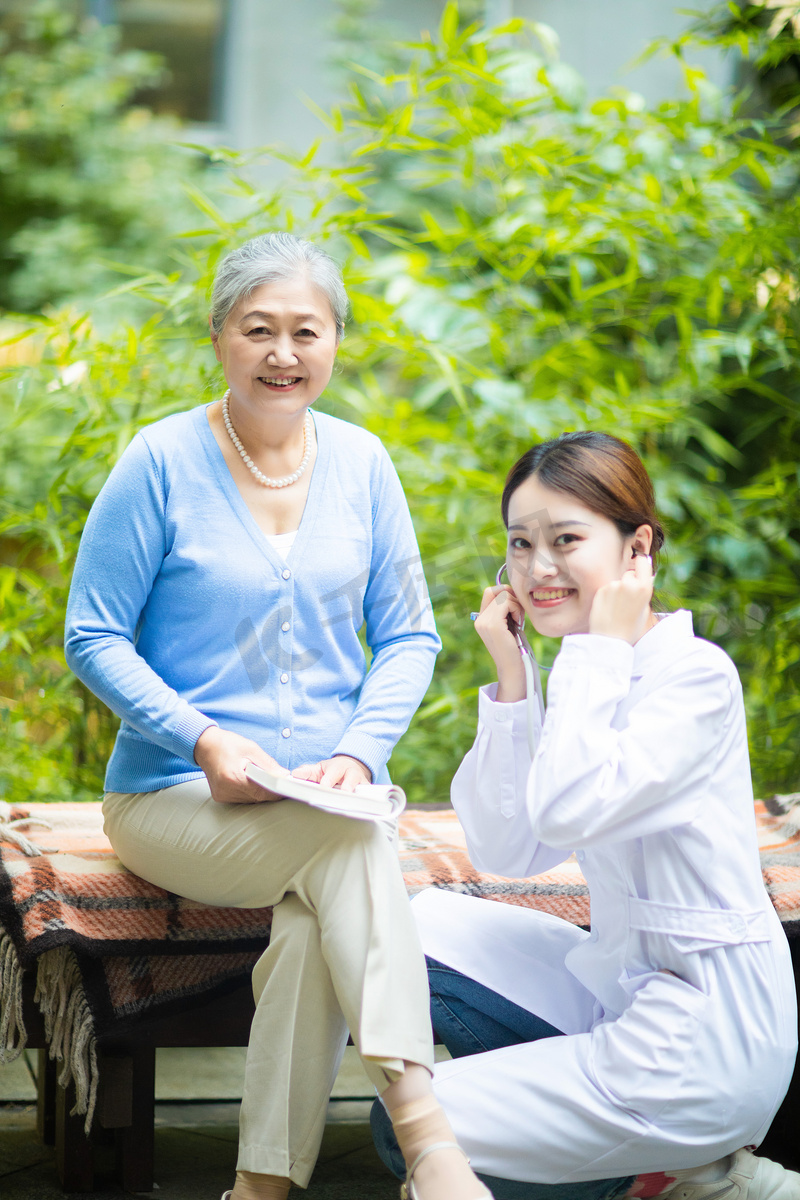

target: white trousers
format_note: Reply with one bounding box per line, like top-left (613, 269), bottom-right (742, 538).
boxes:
top-left (103, 782), bottom-right (434, 1186)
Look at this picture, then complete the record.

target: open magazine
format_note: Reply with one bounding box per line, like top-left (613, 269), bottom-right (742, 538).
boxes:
top-left (244, 762), bottom-right (406, 822)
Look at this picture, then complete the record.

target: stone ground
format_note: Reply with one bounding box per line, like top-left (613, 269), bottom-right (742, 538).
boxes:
top-left (0, 1046), bottom-right (418, 1199)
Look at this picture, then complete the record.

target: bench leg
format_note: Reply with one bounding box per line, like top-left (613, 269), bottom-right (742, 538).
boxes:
top-left (114, 1045), bottom-right (156, 1193)
top-left (55, 1076), bottom-right (94, 1192)
top-left (36, 1048), bottom-right (57, 1146)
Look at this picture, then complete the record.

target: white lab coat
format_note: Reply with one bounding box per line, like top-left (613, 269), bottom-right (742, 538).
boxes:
top-left (413, 611), bottom-right (797, 1184)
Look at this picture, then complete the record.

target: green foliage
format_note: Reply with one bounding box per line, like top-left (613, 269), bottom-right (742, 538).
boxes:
top-left (677, 2), bottom-right (800, 135)
top-left (1, 1), bottom-right (798, 804)
top-left (0, 1), bottom-right (204, 312)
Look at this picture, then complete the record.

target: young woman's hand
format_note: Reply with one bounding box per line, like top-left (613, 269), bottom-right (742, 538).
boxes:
top-left (292, 755), bottom-right (372, 792)
top-left (193, 726), bottom-right (288, 805)
top-left (589, 554), bottom-right (655, 645)
top-left (473, 584), bottom-right (526, 703)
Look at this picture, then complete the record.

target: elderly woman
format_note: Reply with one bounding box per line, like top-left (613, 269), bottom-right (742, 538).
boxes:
top-left (65, 234), bottom-right (489, 1200)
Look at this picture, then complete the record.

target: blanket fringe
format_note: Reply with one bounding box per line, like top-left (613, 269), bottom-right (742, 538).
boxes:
top-left (35, 946), bottom-right (98, 1134)
top-left (0, 931), bottom-right (26, 1062)
top-left (0, 800), bottom-right (55, 856)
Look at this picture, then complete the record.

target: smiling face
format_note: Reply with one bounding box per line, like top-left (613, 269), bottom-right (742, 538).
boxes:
top-left (506, 475), bottom-right (652, 638)
top-left (210, 274), bottom-right (339, 416)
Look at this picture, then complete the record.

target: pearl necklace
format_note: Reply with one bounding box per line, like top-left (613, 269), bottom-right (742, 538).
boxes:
top-left (221, 390), bottom-right (313, 489)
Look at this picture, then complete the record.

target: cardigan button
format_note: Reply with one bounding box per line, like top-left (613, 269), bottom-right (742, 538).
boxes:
top-left (281, 621), bottom-right (290, 632)
top-left (281, 728), bottom-right (291, 738)
top-left (282, 569), bottom-right (291, 579)
top-left (280, 673), bottom-right (289, 684)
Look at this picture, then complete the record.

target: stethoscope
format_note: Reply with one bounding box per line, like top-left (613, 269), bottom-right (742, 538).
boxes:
top-left (495, 562), bottom-right (546, 754)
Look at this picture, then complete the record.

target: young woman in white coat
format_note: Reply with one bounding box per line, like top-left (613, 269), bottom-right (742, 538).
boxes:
top-left (372, 431), bottom-right (799, 1200)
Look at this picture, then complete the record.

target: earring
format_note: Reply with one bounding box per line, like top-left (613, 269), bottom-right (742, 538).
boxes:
top-left (496, 563), bottom-right (509, 586)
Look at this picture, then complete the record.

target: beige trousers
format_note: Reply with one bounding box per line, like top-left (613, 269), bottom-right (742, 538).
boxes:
top-left (103, 781), bottom-right (434, 1186)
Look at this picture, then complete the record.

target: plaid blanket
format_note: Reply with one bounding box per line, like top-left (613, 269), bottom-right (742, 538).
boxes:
top-left (1, 797), bottom-right (799, 1128)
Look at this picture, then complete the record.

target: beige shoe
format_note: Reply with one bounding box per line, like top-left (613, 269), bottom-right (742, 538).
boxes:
top-left (671, 1150), bottom-right (800, 1200)
top-left (399, 1141), bottom-right (493, 1200)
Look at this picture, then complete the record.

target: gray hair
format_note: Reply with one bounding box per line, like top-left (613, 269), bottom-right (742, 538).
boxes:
top-left (209, 232), bottom-right (348, 339)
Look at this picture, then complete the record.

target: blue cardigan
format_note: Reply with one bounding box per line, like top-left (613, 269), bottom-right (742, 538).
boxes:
top-left (65, 404), bottom-right (441, 793)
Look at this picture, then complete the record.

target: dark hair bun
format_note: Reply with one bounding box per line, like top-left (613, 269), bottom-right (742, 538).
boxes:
top-left (501, 432), bottom-right (665, 570)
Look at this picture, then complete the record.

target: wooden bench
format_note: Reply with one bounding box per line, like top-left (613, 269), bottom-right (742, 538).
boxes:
top-left (21, 971), bottom-right (256, 1192)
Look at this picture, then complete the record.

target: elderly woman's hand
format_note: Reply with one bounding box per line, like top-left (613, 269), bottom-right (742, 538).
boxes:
top-left (194, 727), bottom-right (288, 805)
top-left (292, 755), bottom-right (372, 792)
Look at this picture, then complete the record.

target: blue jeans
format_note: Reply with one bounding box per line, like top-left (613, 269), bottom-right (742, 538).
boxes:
top-left (370, 958), bottom-right (634, 1200)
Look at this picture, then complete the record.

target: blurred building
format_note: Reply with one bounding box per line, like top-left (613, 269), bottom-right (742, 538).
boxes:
top-left (89, 0), bottom-right (733, 151)
top-left (87, 0), bottom-right (225, 124)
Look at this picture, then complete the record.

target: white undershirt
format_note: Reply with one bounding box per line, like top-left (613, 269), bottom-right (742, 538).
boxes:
top-left (264, 530), bottom-right (298, 561)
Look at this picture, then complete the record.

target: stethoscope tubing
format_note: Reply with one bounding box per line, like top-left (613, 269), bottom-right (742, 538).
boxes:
top-left (495, 563), bottom-right (545, 751)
